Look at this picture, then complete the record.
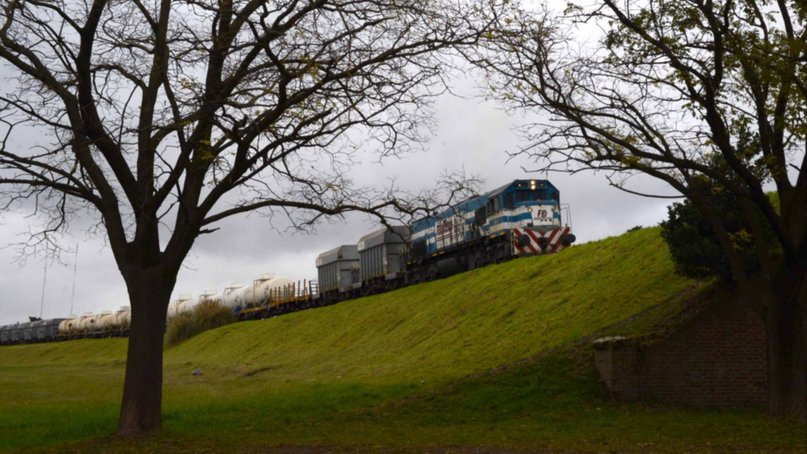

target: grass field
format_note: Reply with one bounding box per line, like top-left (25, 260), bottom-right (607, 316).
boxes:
top-left (0, 228), bottom-right (804, 452)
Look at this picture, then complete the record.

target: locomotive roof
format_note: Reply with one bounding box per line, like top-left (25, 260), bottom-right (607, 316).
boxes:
top-left (413, 179), bottom-right (558, 225)
top-left (486, 179), bottom-right (557, 199)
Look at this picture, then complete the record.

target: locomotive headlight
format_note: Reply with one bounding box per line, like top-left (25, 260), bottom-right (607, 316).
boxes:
top-left (530, 180), bottom-right (537, 190)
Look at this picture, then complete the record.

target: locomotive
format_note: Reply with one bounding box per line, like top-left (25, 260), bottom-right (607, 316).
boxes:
top-left (411, 178), bottom-right (574, 273)
top-left (0, 179), bottom-right (574, 345)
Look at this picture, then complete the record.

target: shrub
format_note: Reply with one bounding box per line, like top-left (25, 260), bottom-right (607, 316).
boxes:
top-left (660, 192), bottom-right (773, 283)
top-left (165, 301), bottom-right (237, 347)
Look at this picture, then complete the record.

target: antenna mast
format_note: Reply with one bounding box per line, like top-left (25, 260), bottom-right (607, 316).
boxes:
top-left (69, 245), bottom-right (79, 316)
top-left (39, 258), bottom-right (48, 319)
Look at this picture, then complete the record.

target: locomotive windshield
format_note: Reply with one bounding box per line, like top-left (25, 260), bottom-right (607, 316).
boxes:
top-left (485, 180), bottom-right (559, 214)
top-left (512, 181), bottom-right (559, 205)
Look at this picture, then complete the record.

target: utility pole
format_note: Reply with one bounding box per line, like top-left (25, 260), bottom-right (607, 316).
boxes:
top-left (39, 257), bottom-right (48, 319)
top-left (69, 245), bottom-right (79, 317)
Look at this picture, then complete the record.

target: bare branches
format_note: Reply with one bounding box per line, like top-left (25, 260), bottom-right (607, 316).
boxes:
top-left (0, 0), bottom-right (503, 267)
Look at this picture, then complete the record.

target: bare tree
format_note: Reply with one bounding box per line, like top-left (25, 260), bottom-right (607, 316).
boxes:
top-left (0, 0), bottom-right (502, 435)
top-left (473, 0), bottom-right (806, 417)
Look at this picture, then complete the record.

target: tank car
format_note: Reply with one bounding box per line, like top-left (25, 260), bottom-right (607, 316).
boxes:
top-left (93, 311), bottom-right (114, 335)
top-left (96, 307), bottom-right (130, 337)
top-left (76, 312), bottom-right (100, 335)
top-left (210, 283), bottom-right (243, 310)
top-left (231, 274), bottom-right (294, 313)
top-left (198, 289), bottom-right (218, 304)
top-left (58, 316), bottom-right (81, 339)
top-left (167, 294), bottom-right (196, 321)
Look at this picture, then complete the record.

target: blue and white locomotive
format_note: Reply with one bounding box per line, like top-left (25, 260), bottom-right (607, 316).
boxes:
top-left (409, 179), bottom-right (575, 275)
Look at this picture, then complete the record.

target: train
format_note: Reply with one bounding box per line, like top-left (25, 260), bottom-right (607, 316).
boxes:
top-left (0, 179), bottom-right (574, 345)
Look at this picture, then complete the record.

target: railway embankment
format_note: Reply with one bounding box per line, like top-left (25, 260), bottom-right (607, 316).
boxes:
top-left (0, 227), bottom-right (804, 452)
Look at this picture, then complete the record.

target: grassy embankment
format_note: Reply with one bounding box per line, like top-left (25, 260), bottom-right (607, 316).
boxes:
top-left (0, 228), bottom-right (804, 452)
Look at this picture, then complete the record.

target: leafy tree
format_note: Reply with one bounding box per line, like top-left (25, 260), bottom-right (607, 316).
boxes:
top-left (0, 0), bottom-right (501, 435)
top-left (660, 190), bottom-right (772, 282)
top-left (474, 0), bottom-right (806, 417)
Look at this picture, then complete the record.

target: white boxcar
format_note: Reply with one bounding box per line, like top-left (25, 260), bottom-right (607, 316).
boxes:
top-left (357, 226), bottom-right (410, 282)
top-left (316, 245), bottom-right (359, 294)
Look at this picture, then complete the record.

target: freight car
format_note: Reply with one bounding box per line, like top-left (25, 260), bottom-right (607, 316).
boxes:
top-left (0, 318), bottom-right (64, 345)
top-left (316, 245), bottom-right (360, 298)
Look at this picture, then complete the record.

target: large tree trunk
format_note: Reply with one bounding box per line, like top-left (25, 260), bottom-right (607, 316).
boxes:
top-left (766, 269), bottom-right (807, 418)
top-left (117, 269), bottom-right (175, 436)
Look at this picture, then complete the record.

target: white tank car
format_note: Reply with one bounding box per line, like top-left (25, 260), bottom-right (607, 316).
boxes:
top-left (94, 311), bottom-right (114, 330)
top-left (118, 306), bottom-right (132, 322)
top-left (99, 307), bottom-right (130, 331)
top-left (167, 299), bottom-right (187, 320)
top-left (229, 274), bottom-right (294, 311)
top-left (217, 283), bottom-right (247, 311)
top-left (58, 316), bottom-right (80, 336)
top-left (118, 307), bottom-right (131, 330)
top-left (198, 289), bottom-right (218, 304)
top-left (166, 300), bottom-right (179, 320)
top-left (175, 293), bottom-right (198, 314)
top-left (167, 294), bottom-right (196, 321)
top-left (77, 312), bottom-right (99, 333)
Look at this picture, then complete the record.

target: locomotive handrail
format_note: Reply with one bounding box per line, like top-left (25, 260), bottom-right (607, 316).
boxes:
top-left (561, 203), bottom-right (573, 229)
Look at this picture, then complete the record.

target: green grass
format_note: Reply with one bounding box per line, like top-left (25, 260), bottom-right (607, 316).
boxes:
top-left (0, 228), bottom-right (803, 453)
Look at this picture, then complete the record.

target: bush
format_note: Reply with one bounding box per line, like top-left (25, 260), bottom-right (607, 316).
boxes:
top-left (165, 301), bottom-right (237, 347)
top-left (659, 192), bottom-right (773, 283)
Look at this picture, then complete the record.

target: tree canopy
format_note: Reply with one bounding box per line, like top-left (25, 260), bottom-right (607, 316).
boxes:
top-left (660, 189), bottom-right (774, 282)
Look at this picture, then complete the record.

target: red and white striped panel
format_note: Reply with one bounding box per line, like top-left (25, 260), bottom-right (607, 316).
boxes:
top-left (512, 227), bottom-right (572, 255)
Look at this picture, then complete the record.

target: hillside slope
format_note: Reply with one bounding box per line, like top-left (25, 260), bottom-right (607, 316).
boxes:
top-left (162, 227), bottom-right (707, 384)
top-left (0, 227), bottom-right (708, 379)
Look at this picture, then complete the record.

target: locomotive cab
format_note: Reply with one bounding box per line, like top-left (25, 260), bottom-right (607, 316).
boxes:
top-left (480, 179), bottom-right (562, 233)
